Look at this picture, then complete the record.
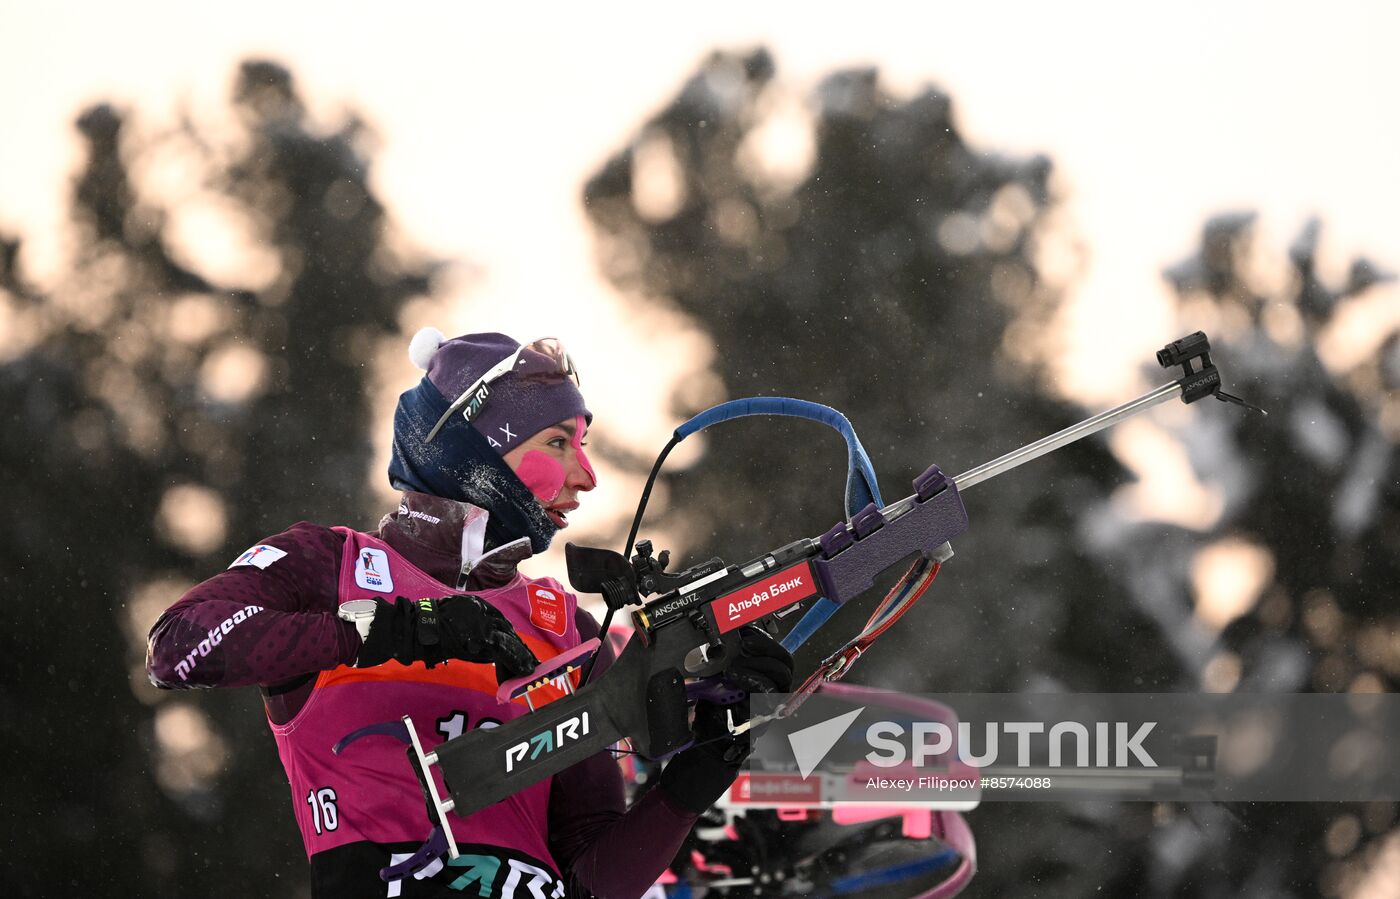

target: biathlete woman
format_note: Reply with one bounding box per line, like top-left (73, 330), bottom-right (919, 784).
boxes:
top-left (147, 330), bottom-right (793, 898)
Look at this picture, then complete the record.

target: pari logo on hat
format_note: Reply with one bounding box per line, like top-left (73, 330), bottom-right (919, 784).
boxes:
top-left (355, 548), bottom-right (394, 593)
top-left (528, 583), bottom-right (567, 636)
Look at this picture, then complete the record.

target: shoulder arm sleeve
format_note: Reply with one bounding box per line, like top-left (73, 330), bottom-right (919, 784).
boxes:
top-left (548, 608), bottom-right (700, 898)
top-left (145, 522), bottom-right (361, 690)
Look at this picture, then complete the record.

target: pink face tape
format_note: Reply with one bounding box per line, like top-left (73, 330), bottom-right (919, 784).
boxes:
top-left (515, 452), bottom-right (566, 505)
top-left (572, 416), bottom-right (597, 488)
top-left (515, 416), bottom-right (596, 505)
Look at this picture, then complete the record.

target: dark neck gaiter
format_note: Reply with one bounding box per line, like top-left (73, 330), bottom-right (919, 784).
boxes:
top-left (388, 377), bottom-right (558, 554)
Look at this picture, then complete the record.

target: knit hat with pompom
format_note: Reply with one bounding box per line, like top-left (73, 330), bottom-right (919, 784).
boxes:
top-left (406, 328), bottom-right (589, 453)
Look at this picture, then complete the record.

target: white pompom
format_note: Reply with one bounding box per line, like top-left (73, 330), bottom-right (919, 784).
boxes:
top-left (408, 326), bottom-right (445, 370)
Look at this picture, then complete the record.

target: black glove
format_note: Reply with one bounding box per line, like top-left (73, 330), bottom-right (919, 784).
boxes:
top-left (355, 596), bottom-right (539, 683)
top-left (660, 626), bottom-right (795, 814)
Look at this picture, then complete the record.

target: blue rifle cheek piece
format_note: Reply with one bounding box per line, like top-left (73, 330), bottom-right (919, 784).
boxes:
top-left (675, 398), bottom-right (883, 515)
top-left (781, 596), bottom-right (841, 651)
top-left (674, 397), bottom-right (884, 652)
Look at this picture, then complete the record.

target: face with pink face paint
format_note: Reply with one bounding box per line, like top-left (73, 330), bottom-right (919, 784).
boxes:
top-left (501, 415), bottom-right (596, 530)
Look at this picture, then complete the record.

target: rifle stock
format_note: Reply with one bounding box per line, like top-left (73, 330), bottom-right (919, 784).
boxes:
top-left (435, 684), bottom-right (625, 812)
top-left (437, 626), bottom-right (700, 812)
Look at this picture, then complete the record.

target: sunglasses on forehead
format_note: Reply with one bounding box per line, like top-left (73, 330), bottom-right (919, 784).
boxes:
top-left (425, 337), bottom-right (579, 443)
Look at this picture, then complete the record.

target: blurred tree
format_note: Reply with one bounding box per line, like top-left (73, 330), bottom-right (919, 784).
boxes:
top-left (1087, 214), bottom-right (1400, 898)
top-left (0, 60), bottom-right (433, 896)
top-left (583, 48), bottom-right (1186, 896)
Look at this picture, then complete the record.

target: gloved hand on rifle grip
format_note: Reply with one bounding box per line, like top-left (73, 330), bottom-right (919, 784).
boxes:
top-left (660, 625), bottom-right (794, 814)
top-left (354, 596), bottom-right (540, 683)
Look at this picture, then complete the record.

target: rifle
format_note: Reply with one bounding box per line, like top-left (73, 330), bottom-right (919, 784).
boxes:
top-left (387, 331), bottom-right (1259, 859)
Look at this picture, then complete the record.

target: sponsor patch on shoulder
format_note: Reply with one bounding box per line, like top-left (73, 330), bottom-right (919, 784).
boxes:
top-left (229, 545), bottom-right (287, 570)
top-left (355, 547), bottom-right (394, 593)
top-left (528, 583), bottom-right (567, 636)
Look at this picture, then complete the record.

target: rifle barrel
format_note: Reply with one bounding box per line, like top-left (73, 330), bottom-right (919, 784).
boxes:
top-left (953, 380), bottom-right (1182, 490)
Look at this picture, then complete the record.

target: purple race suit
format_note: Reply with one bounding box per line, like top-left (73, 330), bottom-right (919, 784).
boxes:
top-left (147, 491), bottom-right (698, 898)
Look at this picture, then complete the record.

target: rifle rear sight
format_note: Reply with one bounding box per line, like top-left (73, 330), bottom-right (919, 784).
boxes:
top-left (631, 539), bottom-right (726, 599)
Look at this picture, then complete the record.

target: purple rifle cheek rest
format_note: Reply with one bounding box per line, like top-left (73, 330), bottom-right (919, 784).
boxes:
top-left (812, 470), bottom-right (969, 605)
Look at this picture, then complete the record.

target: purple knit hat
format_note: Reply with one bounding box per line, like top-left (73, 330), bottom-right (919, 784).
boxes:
top-left (408, 328), bottom-right (590, 453)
